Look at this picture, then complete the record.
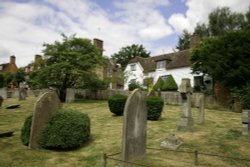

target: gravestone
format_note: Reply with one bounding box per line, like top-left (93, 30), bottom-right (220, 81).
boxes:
top-left (197, 93), bottom-right (205, 124)
top-left (122, 89), bottom-right (147, 162)
top-left (66, 88), bottom-right (75, 103)
top-left (29, 91), bottom-right (62, 149)
top-left (0, 88), bottom-right (7, 99)
top-left (19, 88), bottom-right (27, 100)
top-left (242, 110), bottom-right (250, 136)
top-left (177, 78), bottom-right (193, 131)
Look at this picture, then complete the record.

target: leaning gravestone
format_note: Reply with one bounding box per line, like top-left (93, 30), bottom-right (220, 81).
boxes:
top-left (29, 91), bottom-right (62, 149)
top-left (66, 88), bottom-right (75, 103)
top-left (122, 89), bottom-right (147, 162)
top-left (177, 78), bottom-right (193, 131)
top-left (19, 88), bottom-right (27, 100)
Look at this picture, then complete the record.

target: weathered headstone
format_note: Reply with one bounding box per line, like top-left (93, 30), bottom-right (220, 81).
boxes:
top-left (160, 134), bottom-right (183, 150)
top-left (242, 110), bottom-right (250, 136)
top-left (122, 89), bottom-right (147, 162)
top-left (0, 88), bottom-right (7, 99)
top-left (66, 88), bottom-right (75, 103)
top-left (19, 88), bottom-right (27, 100)
top-left (29, 91), bottom-right (62, 149)
top-left (197, 93), bottom-right (205, 124)
top-left (177, 78), bottom-right (193, 131)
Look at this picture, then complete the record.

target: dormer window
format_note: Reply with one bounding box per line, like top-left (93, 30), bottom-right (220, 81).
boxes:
top-left (156, 60), bottom-right (166, 69)
top-left (130, 64), bottom-right (136, 71)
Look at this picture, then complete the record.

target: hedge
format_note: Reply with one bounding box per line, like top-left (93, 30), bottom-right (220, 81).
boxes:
top-left (146, 96), bottom-right (164, 120)
top-left (108, 94), bottom-right (127, 115)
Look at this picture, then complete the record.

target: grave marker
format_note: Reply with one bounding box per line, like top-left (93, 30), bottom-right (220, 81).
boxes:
top-left (122, 89), bottom-right (147, 162)
top-left (29, 91), bottom-right (62, 149)
top-left (178, 78), bottom-right (193, 131)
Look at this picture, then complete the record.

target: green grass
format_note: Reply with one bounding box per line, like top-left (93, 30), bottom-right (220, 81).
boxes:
top-left (0, 97), bottom-right (250, 167)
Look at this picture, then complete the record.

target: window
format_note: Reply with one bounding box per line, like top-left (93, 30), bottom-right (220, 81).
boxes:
top-left (194, 76), bottom-right (203, 87)
top-left (156, 60), bottom-right (166, 69)
top-left (130, 64), bottom-right (136, 71)
top-left (130, 79), bottom-right (136, 84)
top-left (0, 65), bottom-right (3, 70)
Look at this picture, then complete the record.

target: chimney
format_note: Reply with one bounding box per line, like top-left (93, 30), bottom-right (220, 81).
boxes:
top-left (190, 33), bottom-right (200, 49)
top-left (10, 55), bottom-right (16, 64)
top-left (93, 38), bottom-right (103, 55)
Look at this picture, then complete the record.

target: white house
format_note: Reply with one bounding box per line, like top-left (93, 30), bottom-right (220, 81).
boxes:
top-left (124, 49), bottom-right (206, 90)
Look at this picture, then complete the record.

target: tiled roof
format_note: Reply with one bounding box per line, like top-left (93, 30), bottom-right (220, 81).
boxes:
top-left (128, 49), bottom-right (191, 72)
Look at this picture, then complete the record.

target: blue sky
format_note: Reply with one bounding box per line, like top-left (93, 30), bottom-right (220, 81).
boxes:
top-left (0, 0), bottom-right (249, 67)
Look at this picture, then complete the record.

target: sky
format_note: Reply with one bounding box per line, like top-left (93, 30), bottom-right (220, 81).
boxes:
top-left (0, 0), bottom-right (249, 67)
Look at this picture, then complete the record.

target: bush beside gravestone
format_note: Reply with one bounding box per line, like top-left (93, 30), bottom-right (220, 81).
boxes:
top-left (108, 94), bottom-right (127, 115)
top-left (146, 96), bottom-right (164, 120)
top-left (161, 75), bottom-right (178, 91)
top-left (21, 109), bottom-right (91, 150)
top-left (21, 115), bottom-right (33, 146)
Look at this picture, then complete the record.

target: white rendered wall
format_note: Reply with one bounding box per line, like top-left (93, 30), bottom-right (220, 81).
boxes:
top-left (124, 63), bottom-right (144, 90)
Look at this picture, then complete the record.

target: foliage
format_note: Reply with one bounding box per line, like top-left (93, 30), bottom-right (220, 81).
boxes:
top-left (21, 115), bottom-right (33, 146)
top-left (128, 82), bottom-right (143, 91)
top-left (146, 96), bottom-right (164, 120)
top-left (153, 77), bottom-right (164, 91)
top-left (39, 109), bottom-right (90, 150)
top-left (190, 28), bottom-right (250, 89)
top-left (194, 7), bottom-right (249, 38)
top-left (161, 75), bottom-right (178, 91)
top-left (14, 68), bottom-right (26, 86)
top-left (176, 30), bottom-right (191, 50)
top-left (84, 77), bottom-right (109, 92)
top-left (0, 74), bottom-right (4, 88)
top-left (108, 94), bottom-right (127, 115)
top-left (111, 44), bottom-right (150, 69)
top-left (28, 34), bottom-right (105, 102)
top-left (241, 85), bottom-right (250, 109)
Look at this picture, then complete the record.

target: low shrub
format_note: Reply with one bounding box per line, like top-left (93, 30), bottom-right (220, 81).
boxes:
top-left (146, 96), bottom-right (164, 120)
top-left (128, 82), bottom-right (142, 91)
top-left (108, 94), bottom-right (127, 115)
top-left (161, 75), bottom-right (178, 91)
top-left (39, 109), bottom-right (90, 150)
top-left (21, 115), bottom-right (33, 146)
top-left (241, 85), bottom-right (250, 109)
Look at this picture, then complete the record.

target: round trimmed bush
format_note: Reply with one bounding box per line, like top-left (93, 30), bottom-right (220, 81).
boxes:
top-left (146, 96), bottom-right (164, 120)
top-left (39, 109), bottom-right (90, 150)
top-left (108, 94), bottom-right (127, 115)
top-left (21, 115), bottom-right (33, 146)
top-left (161, 75), bottom-right (178, 91)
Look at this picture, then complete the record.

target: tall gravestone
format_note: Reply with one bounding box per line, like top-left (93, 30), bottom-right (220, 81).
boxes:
top-left (29, 91), bottom-right (62, 149)
top-left (242, 110), bottom-right (250, 136)
top-left (177, 78), bottom-right (193, 131)
top-left (198, 93), bottom-right (205, 124)
top-left (122, 89), bottom-right (147, 162)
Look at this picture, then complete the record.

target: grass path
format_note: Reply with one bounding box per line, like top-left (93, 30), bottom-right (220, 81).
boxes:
top-left (0, 97), bottom-right (249, 167)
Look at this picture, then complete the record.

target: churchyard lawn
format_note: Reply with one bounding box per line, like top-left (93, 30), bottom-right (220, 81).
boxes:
top-left (0, 97), bottom-right (249, 167)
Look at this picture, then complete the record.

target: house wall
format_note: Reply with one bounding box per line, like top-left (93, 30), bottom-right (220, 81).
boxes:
top-left (124, 64), bottom-right (200, 90)
top-left (124, 62), bottom-right (144, 90)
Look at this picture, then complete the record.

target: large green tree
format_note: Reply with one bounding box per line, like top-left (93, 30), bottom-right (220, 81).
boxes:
top-left (176, 30), bottom-right (191, 51)
top-left (28, 34), bottom-right (105, 101)
top-left (111, 44), bottom-right (150, 69)
top-left (194, 7), bottom-right (249, 38)
top-left (190, 28), bottom-right (250, 89)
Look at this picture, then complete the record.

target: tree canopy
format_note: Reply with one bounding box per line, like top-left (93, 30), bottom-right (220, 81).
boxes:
top-left (111, 44), bottom-right (150, 69)
top-left (194, 7), bottom-right (249, 38)
top-left (28, 34), bottom-right (105, 101)
top-left (190, 28), bottom-right (250, 89)
top-left (176, 30), bottom-right (191, 51)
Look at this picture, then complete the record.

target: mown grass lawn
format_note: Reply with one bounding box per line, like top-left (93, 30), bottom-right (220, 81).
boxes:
top-left (0, 96), bottom-right (250, 167)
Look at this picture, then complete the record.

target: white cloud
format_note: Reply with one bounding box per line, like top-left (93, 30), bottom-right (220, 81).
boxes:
top-left (168, 0), bottom-right (250, 34)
